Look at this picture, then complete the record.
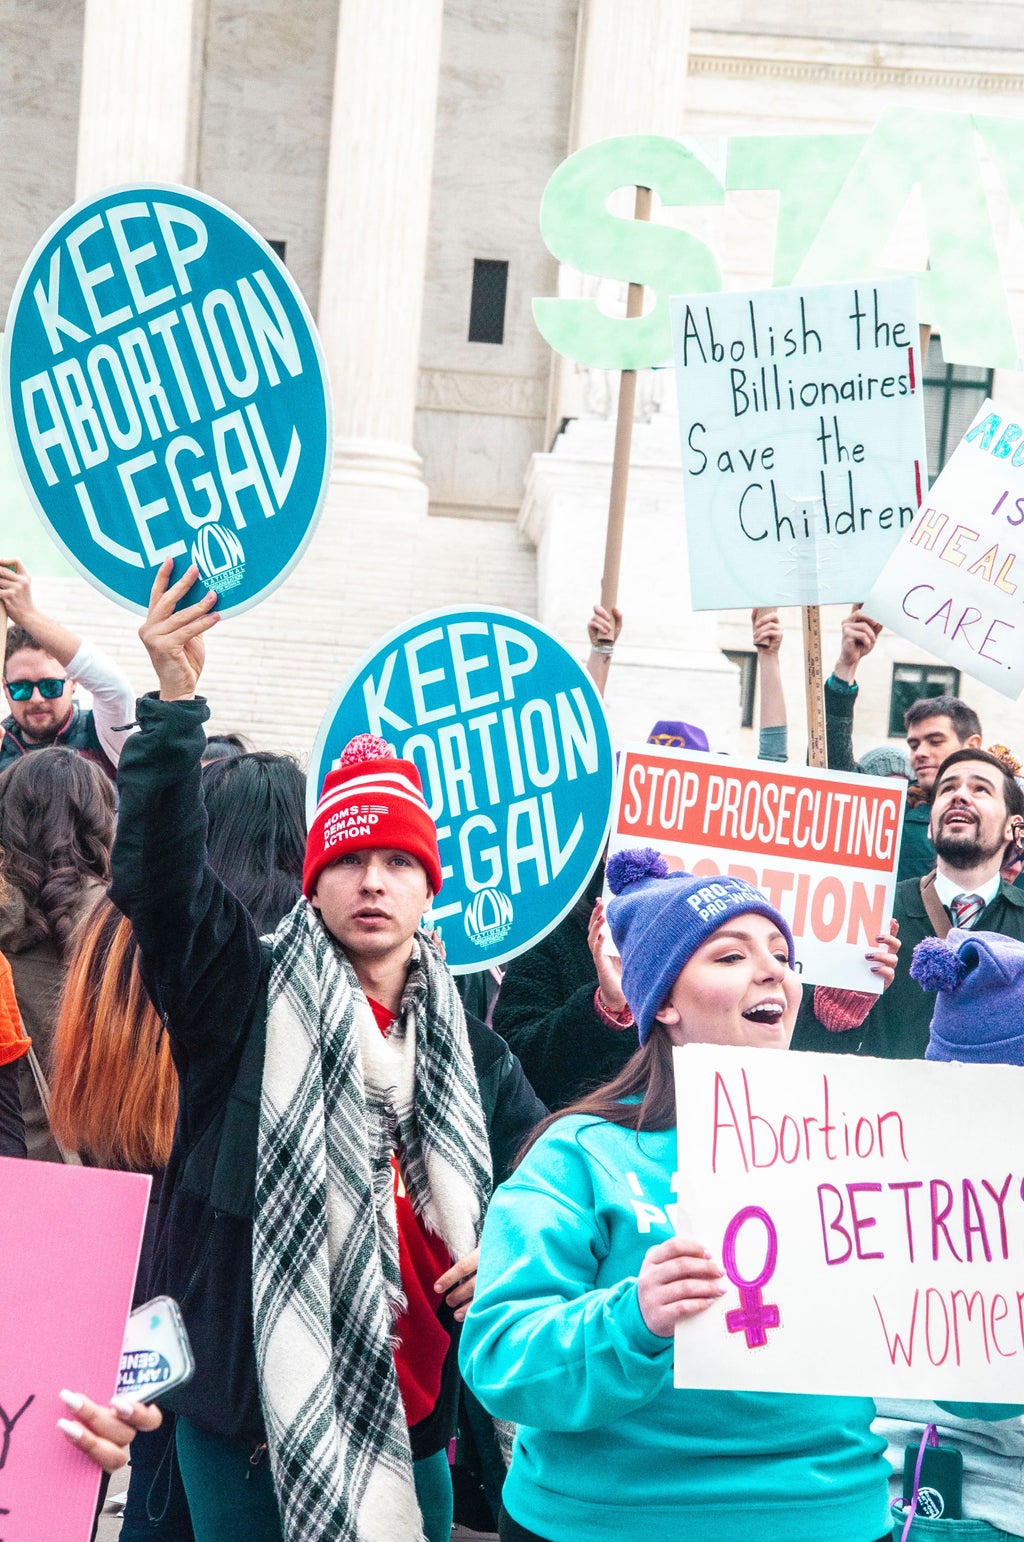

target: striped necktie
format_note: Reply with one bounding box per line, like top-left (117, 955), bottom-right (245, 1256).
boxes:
top-left (950, 892), bottom-right (985, 930)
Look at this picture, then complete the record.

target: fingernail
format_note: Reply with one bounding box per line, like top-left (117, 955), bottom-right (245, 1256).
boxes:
top-left (59, 1389), bottom-right (84, 1411)
top-left (110, 1396), bottom-right (136, 1419)
top-left (57, 1418), bottom-right (84, 1440)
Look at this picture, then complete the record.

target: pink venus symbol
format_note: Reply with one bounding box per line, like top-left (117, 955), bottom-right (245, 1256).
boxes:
top-left (722, 1205), bottom-right (781, 1349)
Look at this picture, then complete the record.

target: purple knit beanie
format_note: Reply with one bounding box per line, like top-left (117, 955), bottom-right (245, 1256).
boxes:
top-left (910, 930), bottom-right (1024, 1066)
top-left (605, 847), bottom-right (796, 1045)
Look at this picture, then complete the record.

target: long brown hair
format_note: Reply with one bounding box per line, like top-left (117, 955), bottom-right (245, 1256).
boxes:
top-left (518, 1026), bottom-right (677, 1162)
top-left (49, 899), bottom-right (178, 1169)
top-left (0, 749), bottom-right (114, 950)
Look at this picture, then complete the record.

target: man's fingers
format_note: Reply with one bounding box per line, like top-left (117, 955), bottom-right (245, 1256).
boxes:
top-left (144, 589), bottom-right (218, 640)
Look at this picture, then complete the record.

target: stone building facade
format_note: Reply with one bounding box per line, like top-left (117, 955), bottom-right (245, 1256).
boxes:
top-left (4, 0), bottom-right (1024, 762)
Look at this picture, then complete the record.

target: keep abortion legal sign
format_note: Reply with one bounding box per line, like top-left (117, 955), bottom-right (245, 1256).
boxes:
top-left (309, 608), bottom-right (615, 973)
top-left (3, 185), bottom-right (332, 614)
top-left (608, 745), bottom-right (905, 991)
top-left (672, 1044), bottom-right (1024, 1400)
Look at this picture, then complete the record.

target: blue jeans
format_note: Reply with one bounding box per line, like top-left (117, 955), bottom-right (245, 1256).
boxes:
top-left (892, 1505), bottom-right (1020, 1541)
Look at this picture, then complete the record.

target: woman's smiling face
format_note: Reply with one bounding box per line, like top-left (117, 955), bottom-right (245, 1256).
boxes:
top-left (654, 912), bottom-right (800, 1051)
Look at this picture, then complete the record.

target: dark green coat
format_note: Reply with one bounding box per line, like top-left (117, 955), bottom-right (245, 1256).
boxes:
top-left (793, 877), bottom-right (1024, 1061)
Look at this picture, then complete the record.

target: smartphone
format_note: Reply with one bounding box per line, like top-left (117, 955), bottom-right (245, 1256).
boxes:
top-left (116, 1296), bottom-right (195, 1404)
top-left (902, 1440), bottom-right (963, 1520)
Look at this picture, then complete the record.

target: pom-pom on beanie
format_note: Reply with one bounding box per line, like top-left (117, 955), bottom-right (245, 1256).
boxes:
top-left (303, 734), bottom-right (442, 899)
top-left (605, 848), bottom-right (795, 1045)
top-left (911, 929), bottom-right (1024, 1066)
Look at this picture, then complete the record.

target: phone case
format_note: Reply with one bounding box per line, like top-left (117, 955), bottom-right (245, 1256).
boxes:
top-left (117, 1295), bottom-right (195, 1403)
top-left (902, 1441), bottom-right (964, 1521)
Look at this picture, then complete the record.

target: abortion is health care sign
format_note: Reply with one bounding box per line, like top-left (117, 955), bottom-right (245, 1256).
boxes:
top-left (308, 608), bottom-right (614, 974)
top-left (3, 186), bottom-right (332, 614)
top-left (865, 399), bottom-right (1024, 698)
top-left (672, 1043), bottom-right (1024, 1399)
top-left (671, 276), bottom-right (927, 609)
top-left (609, 745), bottom-right (904, 992)
top-left (0, 1159), bottom-right (150, 1542)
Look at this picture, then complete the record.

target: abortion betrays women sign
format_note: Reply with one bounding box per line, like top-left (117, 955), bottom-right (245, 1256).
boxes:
top-left (608, 744), bottom-right (905, 992)
top-left (3, 186), bottom-right (332, 614)
top-left (309, 608), bottom-right (615, 974)
top-left (672, 1044), bottom-right (1024, 1400)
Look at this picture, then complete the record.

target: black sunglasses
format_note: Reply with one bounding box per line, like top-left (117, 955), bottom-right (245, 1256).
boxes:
top-left (4, 677), bottom-right (67, 701)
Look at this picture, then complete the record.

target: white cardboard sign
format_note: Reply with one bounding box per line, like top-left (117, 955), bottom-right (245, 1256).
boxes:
top-left (865, 399), bottom-right (1024, 698)
top-left (608, 745), bottom-right (905, 992)
top-left (674, 1043), bottom-right (1024, 1399)
top-left (671, 277), bottom-right (927, 610)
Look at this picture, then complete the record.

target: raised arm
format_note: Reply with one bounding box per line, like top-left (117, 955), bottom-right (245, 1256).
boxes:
top-left (752, 608), bottom-right (787, 762)
top-left (826, 605), bottom-right (882, 772)
top-left (585, 603), bottom-right (623, 694)
top-left (110, 562), bottom-right (261, 1062)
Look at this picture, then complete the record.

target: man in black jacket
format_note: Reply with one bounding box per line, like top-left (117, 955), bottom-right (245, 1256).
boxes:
top-left (111, 562), bottom-right (542, 1542)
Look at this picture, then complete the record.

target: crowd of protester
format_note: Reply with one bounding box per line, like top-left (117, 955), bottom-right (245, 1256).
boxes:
top-left (3, 555), bottom-right (1024, 1542)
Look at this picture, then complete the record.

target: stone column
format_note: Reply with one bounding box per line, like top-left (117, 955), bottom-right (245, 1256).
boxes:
top-left (75, 0), bottom-right (205, 197)
top-left (316, 0), bottom-right (445, 515)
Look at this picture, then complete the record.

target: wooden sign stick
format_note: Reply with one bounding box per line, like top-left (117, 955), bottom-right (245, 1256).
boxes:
top-left (595, 185), bottom-right (652, 692)
top-left (803, 604), bottom-right (827, 768)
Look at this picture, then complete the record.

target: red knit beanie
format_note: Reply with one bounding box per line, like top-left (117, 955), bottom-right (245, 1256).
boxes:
top-left (303, 733), bottom-right (442, 898)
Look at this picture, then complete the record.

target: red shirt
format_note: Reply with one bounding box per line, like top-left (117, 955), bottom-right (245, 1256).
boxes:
top-left (366, 996), bottom-right (451, 1426)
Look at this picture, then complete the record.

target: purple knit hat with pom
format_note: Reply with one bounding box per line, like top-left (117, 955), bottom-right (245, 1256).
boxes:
top-left (911, 930), bottom-right (1024, 1066)
top-left (605, 848), bottom-right (796, 1045)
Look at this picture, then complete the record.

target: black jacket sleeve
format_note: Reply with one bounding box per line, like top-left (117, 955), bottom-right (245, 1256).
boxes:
top-left (491, 925), bottom-right (638, 1112)
top-left (109, 695), bottom-right (264, 1098)
top-left (466, 1014), bottom-right (546, 1184)
top-left (0, 1059), bottom-right (26, 1157)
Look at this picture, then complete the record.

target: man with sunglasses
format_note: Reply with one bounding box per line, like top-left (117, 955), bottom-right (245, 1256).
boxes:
top-left (1, 558), bottom-right (134, 778)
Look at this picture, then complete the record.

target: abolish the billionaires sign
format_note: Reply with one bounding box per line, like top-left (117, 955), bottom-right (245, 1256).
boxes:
top-left (3, 186), bottom-right (332, 614)
top-left (309, 608), bottom-right (614, 974)
top-left (673, 1044), bottom-right (1024, 1400)
top-left (671, 277), bottom-right (927, 609)
top-left (608, 745), bottom-right (905, 991)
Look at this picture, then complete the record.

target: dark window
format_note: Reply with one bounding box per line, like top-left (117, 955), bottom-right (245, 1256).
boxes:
top-left (468, 259), bottom-right (509, 344)
top-left (723, 649), bottom-right (757, 730)
top-left (922, 333), bottom-right (992, 485)
top-left (267, 239), bottom-right (287, 261)
top-left (888, 662), bottom-right (961, 737)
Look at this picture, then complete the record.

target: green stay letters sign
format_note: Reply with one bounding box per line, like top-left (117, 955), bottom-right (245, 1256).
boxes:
top-left (535, 112), bottom-right (1024, 372)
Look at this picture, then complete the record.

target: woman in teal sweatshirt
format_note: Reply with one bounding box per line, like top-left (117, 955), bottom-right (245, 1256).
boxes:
top-left (460, 847), bottom-right (898, 1542)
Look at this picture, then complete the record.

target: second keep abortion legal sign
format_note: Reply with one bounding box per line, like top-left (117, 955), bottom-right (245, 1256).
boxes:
top-left (609, 746), bottom-right (906, 991)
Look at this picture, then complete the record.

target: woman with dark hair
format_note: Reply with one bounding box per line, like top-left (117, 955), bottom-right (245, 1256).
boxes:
top-left (49, 896), bottom-right (193, 1541)
top-left (461, 849), bottom-right (901, 1542)
top-left (0, 747), bottom-right (114, 1158)
top-left (201, 751), bottom-right (306, 933)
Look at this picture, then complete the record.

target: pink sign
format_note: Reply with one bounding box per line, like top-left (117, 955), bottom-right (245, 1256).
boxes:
top-left (0, 1159), bottom-right (150, 1542)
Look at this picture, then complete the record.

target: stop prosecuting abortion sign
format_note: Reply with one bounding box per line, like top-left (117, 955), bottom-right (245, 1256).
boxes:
top-left (309, 608), bottom-right (615, 973)
top-left (3, 185), bottom-right (332, 614)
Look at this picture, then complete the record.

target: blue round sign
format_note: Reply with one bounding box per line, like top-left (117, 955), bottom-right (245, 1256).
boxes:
top-left (3, 184), bottom-right (332, 614)
top-left (309, 607), bottom-right (615, 974)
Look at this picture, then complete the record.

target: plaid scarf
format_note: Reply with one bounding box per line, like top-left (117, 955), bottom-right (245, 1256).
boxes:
top-left (252, 899), bottom-right (491, 1542)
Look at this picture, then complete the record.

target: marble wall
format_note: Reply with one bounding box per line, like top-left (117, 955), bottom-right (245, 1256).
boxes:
top-left (0, 0), bottom-right (84, 315)
top-left (414, 0), bottom-right (577, 518)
